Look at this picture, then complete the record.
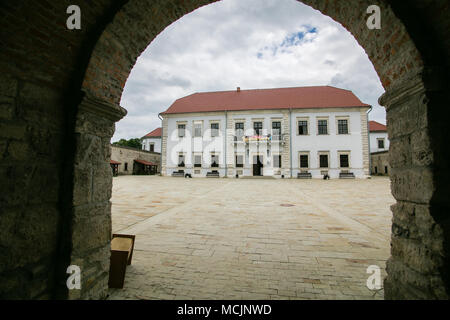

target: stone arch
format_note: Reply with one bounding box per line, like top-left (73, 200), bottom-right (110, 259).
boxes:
top-left (0, 0), bottom-right (448, 299)
top-left (72, 0), bottom-right (449, 300)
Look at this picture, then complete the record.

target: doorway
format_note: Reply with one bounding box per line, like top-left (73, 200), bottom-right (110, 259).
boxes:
top-left (253, 155), bottom-right (264, 176)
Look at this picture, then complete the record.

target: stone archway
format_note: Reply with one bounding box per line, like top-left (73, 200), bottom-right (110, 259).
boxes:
top-left (0, 0), bottom-right (448, 299)
top-left (73, 0), bottom-right (450, 300)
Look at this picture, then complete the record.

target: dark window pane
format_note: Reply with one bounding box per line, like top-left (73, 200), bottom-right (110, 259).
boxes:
top-left (338, 119), bottom-right (348, 134)
top-left (340, 154), bottom-right (349, 168)
top-left (178, 155), bottom-right (185, 167)
top-left (318, 120), bottom-right (328, 135)
top-left (300, 155), bottom-right (309, 168)
top-left (298, 121), bottom-right (308, 135)
top-left (378, 139), bottom-right (385, 149)
top-left (211, 155), bottom-right (219, 167)
top-left (254, 122), bottom-right (263, 135)
top-left (150, 144), bottom-right (154, 152)
top-left (320, 154), bottom-right (329, 168)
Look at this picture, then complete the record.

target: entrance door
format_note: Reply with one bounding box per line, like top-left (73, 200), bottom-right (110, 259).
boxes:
top-left (253, 155), bottom-right (264, 176)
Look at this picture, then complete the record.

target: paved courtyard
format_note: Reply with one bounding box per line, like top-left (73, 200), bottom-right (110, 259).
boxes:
top-left (107, 176), bottom-right (394, 300)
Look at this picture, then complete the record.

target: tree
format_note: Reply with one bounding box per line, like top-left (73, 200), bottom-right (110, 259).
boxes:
top-left (112, 138), bottom-right (142, 149)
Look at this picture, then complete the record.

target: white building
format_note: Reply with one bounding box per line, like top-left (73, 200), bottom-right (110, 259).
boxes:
top-left (369, 121), bottom-right (390, 175)
top-left (141, 127), bottom-right (162, 153)
top-left (369, 121), bottom-right (389, 153)
top-left (159, 86), bottom-right (371, 179)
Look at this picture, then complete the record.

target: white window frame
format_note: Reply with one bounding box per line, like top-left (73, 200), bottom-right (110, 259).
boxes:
top-left (338, 151), bottom-right (351, 169)
top-left (210, 121), bottom-right (220, 138)
top-left (318, 151), bottom-right (330, 168)
top-left (299, 151), bottom-right (310, 169)
top-left (297, 117), bottom-right (309, 136)
top-left (317, 117), bottom-right (329, 135)
top-left (336, 116), bottom-right (350, 135)
top-left (193, 121), bottom-right (203, 138)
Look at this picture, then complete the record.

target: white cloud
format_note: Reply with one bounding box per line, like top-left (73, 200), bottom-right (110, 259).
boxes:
top-left (115, 0), bottom-right (386, 141)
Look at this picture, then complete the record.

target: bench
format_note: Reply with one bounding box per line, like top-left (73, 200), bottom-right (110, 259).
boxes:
top-left (185, 173), bottom-right (192, 178)
top-left (206, 171), bottom-right (220, 178)
top-left (172, 170), bottom-right (185, 177)
top-left (108, 234), bottom-right (136, 289)
top-left (339, 170), bottom-right (355, 179)
top-left (297, 172), bottom-right (312, 179)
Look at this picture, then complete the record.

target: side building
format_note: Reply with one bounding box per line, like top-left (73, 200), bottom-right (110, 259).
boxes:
top-left (111, 144), bottom-right (161, 175)
top-left (159, 86), bottom-right (371, 179)
top-left (369, 121), bottom-right (390, 176)
top-left (142, 127), bottom-right (162, 153)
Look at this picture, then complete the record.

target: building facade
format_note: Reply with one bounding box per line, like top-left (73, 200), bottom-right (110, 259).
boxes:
top-left (369, 121), bottom-right (389, 154)
top-left (142, 127), bottom-right (162, 153)
top-left (369, 121), bottom-right (390, 175)
top-left (160, 86), bottom-right (371, 179)
top-left (111, 144), bottom-right (161, 175)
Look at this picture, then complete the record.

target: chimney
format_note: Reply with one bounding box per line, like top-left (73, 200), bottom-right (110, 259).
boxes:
top-left (237, 87), bottom-right (241, 93)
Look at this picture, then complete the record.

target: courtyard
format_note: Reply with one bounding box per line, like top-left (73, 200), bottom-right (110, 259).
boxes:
top-left (108, 176), bottom-right (394, 300)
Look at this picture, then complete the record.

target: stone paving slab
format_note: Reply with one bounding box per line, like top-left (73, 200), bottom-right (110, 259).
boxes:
top-left (108, 176), bottom-right (394, 300)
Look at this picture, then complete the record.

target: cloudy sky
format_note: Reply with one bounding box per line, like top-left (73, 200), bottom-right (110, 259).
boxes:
top-left (114, 0), bottom-right (386, 141)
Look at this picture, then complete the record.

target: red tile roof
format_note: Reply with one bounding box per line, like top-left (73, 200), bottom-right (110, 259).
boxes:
top-left (134, 159), bottom-right (157, 166)
top-left (143, 127), bottom-right (162, 138)
top-left (161, 86), bottom-right (370, 115)
top-left (110, 160), bottom-right (121, 165)
top-left (369, 121), bottom-right (387, 132)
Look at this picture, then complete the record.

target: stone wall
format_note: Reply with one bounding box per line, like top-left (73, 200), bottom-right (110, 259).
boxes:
top-left (111, 145), bottom-right (160, 175)
top-left (371, 151), bottom-right (390, 176)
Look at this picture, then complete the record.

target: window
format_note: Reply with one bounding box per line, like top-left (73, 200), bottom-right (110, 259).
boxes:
top-left (178, 124), bottom-right (186, 138)
top-left (374, 166), bottom-right (378, 174)
top-left (235, 122), bottom-right (244, 140)
top-left (272, 122), bottom-right (281, 140)
top-left (340, 154), bottom-right (349, 168)
top-left (338, 119), bottom-right (349, 134)
top-left (273, 155), bottom-right (281, 168)
top-left (194, 123), bottom-right (202, 137)
top-left (318, 119), bottom-right (328, 135)
top-left (298, 120), bottom-right (308, 135)
top-left (194, 155), bottom-right (202, 168)
top-left (236, 155), bottom-right (244, 168)
top-left (254, 122), bottom-right (263, 136)
top-left (378, 139), bottom-right (385, 149)
top-left (178, 154), bottom-right (185, 167)
top-left (211, 154), bottom-right (219, 167)
top-left (319, 154), bottom-right (329, 168)
top-left (124, 162), bottom-right (128, 171)
top-left (211, 123), bottom-right (219, 137)
top-left (149, 144), bottom-right (154, 152)
top-left (385, 166), bottom-right (388, 174)
top-left (300, 154), bottom-right (309, 168)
